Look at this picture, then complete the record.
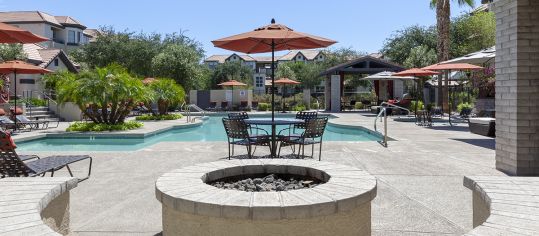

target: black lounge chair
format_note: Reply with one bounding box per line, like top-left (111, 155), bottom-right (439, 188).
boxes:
top-left (279, 117), bottom-right (328, 160)
top-left (0, 131), bottom-right (92, 182)
top-left (222, 118), bottom-right (270, 159)
top-left (16, 115), bottom-right (51, 129)
top-left (0, 116), bottom-right (34, 131)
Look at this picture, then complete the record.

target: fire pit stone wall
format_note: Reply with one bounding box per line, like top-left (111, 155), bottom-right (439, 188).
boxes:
top-left (156, 159), bottom-right (377, 236)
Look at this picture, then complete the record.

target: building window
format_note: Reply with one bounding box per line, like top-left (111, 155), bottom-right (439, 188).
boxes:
top-left (54, 59), bottom-right (59, 66)
top-left (19, 79), bottom-right (35, 84)
top-left (77, 32), bottom-right (81, 43)
top-left (68, 30), bottom-right (76, 43)
top-left (255, 76), bottom-right (264, 87)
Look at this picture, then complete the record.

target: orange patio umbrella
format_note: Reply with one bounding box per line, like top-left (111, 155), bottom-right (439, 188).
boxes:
top-left (212, 19), bottom-right (336, 121)
top-left (0, 60), bottom-right (51, 130)
top-left (273, 78), bottom-right (300, 112)
top-left (394, 69), bottom-right (440, 113)
top-left (0, 22), bottom-right (49, 44)
top-left (393, 68), bottom-right (441, 77)
top-left (422, 63), bottom-right (483, 125)
top-left (218, 80), bottom-right (247, 109)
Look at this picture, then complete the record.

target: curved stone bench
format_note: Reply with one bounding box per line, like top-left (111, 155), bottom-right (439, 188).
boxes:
top-left (0, 177), bottom-right (78, 235)
top-left (464, 176), bottom-right (539, 235)
top-left (156, 159), bottom-right (377, 236)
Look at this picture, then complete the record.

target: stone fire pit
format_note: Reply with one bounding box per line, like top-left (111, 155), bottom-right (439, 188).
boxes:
top-left (155, 159), bottom-right (377, 236)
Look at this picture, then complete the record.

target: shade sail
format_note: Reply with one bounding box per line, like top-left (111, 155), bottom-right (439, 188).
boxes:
top-left (218, 80), bottom-right (247, 86)
top-left (212, 20), bottom-right (336, 54)
top-left (393, 68), bottom-right (440, 77)
top-left (362, 71), bottom-right (416, 81)
top-left (423, 63), bottom-right (483, 71)
top-left (0, 22), bottom-right (49, 44)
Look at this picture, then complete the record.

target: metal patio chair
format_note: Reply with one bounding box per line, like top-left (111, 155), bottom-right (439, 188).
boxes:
top-left (222, 118), bottom-right (270, 159)
top-left (278, 117), bottom-right (328, 160)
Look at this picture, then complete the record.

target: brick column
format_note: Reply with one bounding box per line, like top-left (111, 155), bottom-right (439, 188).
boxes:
top-left (493, 0), bottom-right (539, 175)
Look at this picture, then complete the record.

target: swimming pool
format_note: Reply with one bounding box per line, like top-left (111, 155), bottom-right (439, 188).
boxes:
top-left (16, 116), bottom-right (381, 151)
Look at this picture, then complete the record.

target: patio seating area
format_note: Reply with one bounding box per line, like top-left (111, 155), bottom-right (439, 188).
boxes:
top-left (1, 112), bottom-right (502, 235)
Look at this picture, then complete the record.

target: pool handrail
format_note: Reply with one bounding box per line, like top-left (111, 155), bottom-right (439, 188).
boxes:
top-left (374, 102), bottom-right (410, 147)
top-left (186, 104), bottom-right (207, 123)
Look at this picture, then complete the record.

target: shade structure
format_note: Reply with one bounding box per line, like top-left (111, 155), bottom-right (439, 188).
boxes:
top-left (212, 18), bottom-right (336, 158)
top-left (362, 71), bottom-right (416, 81)
top-left (441, 46), bottom-right (495, 65)
top-left (0, 60), bottom-right (52, 131)
top-left (423, 63), bottom-right (483, 71)
top-left (0, 22), bottom-right (49, 44)
top-left (393, 68), bottom-right (440, 77)
top-left (273, 78), bottom-right (300, 112)
top-left (218, 80), bottom-right (247, 109)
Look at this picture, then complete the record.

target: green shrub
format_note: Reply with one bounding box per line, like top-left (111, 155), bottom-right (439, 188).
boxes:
top-left (135, 114), bottom-right (182, 121)
top-left (310, 102), bottom-right (319, 110)
top-left (66, 121), bottom-right (143, 132)
top-left (258, 103), bottom-right (269, 111)
top-left (27, 98), bottom-right (48, 106)
top-left (293, 104), bottom-right (307, 112)
top-left (410, 101), bottom-right (424, 111)
top-left (457, 103), bottom-right (473, 113)
top-left (354, 102), bottom-right (364, 110)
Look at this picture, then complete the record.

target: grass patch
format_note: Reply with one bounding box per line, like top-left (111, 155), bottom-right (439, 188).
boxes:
top-left (67, 121), bottom-right (143, 132)
top-left (135, 113), bottom-right (182, 121)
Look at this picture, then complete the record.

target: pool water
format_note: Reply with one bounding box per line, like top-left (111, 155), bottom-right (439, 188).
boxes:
top-left (16, 116), bottom-right (381, 151)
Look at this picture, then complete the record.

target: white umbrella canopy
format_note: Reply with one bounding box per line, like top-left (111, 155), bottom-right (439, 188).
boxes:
top-left (441, 46), bottom-right (495, 65)
top-left (361, 71), bottom-right (416, 81)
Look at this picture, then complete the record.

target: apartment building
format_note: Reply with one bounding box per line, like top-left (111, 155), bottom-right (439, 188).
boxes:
top-left (205, 50), bottom-right (325, 94)
top-left (0, 11), bottom-right (98, 51)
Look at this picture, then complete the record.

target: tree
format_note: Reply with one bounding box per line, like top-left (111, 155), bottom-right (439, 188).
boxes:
top-left (288, 62), bottom-right (324, 89)
top-left (71, 27), bottom-right (206, 90)
top-left (46, 64), bottom-right (150, 124)
top-left (381, 26), bottom-right (437, 64)
top-left (0, 44), bottom-right (27, 61)
top-left (404, 45), bottom-right (437, 69)
top-left (210, 62), bottom-right (253, 88)
top-left (431, 0), bottom-right (475, 108)
top-left (275, 63), bottom-right (296, 80)
top-left (451, 12), bottom-right (495, 58)
top-left (151, 44), bottom-right (204, 91)
top-left (147, 78), bottom-right (185, 115)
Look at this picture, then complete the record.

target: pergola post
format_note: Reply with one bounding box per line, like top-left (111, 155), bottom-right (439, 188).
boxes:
top-left (493, 0), bottom-right (539, 175)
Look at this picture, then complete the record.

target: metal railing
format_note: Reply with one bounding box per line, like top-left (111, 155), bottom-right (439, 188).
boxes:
top-left (185, 104), bottom-right (207, 123)
top-left (22, 90), bottom-right (58, 115)
top-left (373, 102), bottom-right (412, 147)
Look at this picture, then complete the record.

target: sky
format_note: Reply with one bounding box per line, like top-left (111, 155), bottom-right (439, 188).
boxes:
top-left (3, 0), bottom-right (481, 57)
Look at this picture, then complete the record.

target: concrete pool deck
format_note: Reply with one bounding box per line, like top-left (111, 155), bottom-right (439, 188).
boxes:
top-left (14, 112), bottom-right (503, 235)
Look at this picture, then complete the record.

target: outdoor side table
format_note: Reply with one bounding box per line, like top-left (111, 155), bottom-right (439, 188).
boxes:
top-left (244, 118), bottom-right (304, 158)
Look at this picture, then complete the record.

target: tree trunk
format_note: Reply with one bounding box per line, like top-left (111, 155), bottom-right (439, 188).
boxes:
top-left (436, 0), bottom-right (450, 112)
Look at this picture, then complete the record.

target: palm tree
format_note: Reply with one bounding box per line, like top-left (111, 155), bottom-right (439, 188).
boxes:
top-left (147, 78), bottom-right (185, 115)
top-left (431, 0), bottom-right (474, 110)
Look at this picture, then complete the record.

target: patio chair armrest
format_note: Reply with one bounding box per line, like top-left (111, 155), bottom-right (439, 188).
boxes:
top-left (250, 127), bottom-right (269, 135)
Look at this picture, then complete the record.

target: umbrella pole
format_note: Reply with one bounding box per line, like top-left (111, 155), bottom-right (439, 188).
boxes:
top-left (271, 40), bottom-right (275, 121)
top-left (271, 40), bottom-right (276, 158)
top-left (14, 71), bottom-right (17, 132)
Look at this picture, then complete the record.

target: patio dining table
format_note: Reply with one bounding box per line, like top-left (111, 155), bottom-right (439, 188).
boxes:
top-left (244, 118), bottom-right (304, 158)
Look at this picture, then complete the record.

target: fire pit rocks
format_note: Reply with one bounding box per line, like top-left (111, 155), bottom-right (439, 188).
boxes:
top-left (155, 159), bottom-right (377, 236)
